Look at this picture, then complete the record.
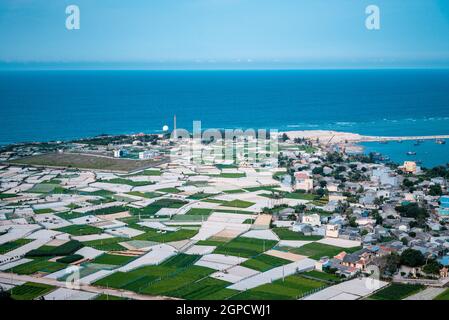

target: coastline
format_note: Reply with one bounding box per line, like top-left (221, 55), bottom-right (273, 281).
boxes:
top-left (282, 130), bottom-right (449, 144)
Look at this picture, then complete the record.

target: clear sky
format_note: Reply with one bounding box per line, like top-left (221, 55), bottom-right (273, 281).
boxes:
top-left (1, 0), bottom-right (449, 69)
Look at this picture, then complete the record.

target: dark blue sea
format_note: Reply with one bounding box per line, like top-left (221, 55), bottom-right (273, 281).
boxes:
top-left (1, 69), bottom-right (449, 167)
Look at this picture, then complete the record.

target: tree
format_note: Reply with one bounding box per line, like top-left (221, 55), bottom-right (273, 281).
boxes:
top-left (429, 184), bottom-right (443, 196)
top-left (281, 133), bottom-right (289, 142)
top-left (315, 188), bottom-right (326, 197)
top-left (400, 249), bottom-right (425, 268)
top-left (385, 253), bottom-right (401, 274)
top-left (349, 216), bottom-right (358, 228)
top-left (395, 203), bottom-right (429, 221)
top-left (422, 260), bottom-right (442, 275)
top-left (373, 212), bottom-right (383, 225)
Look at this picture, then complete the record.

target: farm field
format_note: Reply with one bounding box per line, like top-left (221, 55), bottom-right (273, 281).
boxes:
top-left (272, 227), bottom-right (323, 241)
top-left (126, 191), bottom-right (161, 199)
top-left (139, 265), bottom-right (214, 296)
top-left (94, 254), bottom-right (202, 294)
top-left (101, 178), bottom-right (154, 187)
top-left (33, 208), bottom-right (55, 214)
top-left (26, 240), bottom-right (83, 257)
top-left (185, 208), bottom-right (213, 216)
top-left (434, 288), bottom-right (449, 300)
top-left (231, 275), bottom-right (326, 300)
top-left (166, 277), bottom-right (236, 300)
top-left (6, 258), bottom-right (66, 275)
top-left (8, 153), bottom-right (167, 172)
top-left (129, 198), bottom-right (187, 217)
top-left (83, 237), bottom-right (127, 251)
top-left (213, 237), bottom-right (278, 258)
top-left (56, 224), bottom-right (103, 236)
top-left (156, 187), bottom-right (182, 194)
top-left (301, 270), bottom-right (341, 283)
top-left (90, 253), bottom-right (137, 266)
top-left (241, 254), bottom-right (291, 272)
top-left (26, 183), bottom-right (59, 193)
top-left (0, 239), bottom-right (32, 254)
top-left (289, 242), bottom-right (361, 260)
top-left (0, 193), bottom-right (17, 199)
top-left (8, 282), bottom-right (55, 300)
top-left (368, 283), bottom-right (425, 300)
top-left (220, 199), bottom-right (255, 208)
top-left (94, 294), bottom-right (128, 300)
top-left (133, 228), bottom-right (197, 243)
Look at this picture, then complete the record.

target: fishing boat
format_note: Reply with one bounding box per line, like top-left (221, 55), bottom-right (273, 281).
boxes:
top-left (406, 151), bottom-right (417, 156)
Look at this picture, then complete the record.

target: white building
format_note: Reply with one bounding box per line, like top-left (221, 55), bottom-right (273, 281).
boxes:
top-left (325, 224), bottom-right (339, 238)
top-left (294, 172), bottom-right (313, 192)
top-left (302, 213), bottom-right (321, 227)
top-left (139, 150), bottom-right (159, 160)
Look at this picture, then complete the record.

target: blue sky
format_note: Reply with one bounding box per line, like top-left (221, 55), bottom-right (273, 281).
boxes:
top-left (1, 0), bottom-right (449, 68)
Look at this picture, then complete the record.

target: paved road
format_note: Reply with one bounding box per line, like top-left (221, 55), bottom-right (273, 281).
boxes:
top-left (0, 271), bottom-right (179, 300)
top-left (404, 287), bottom-right (446, 300)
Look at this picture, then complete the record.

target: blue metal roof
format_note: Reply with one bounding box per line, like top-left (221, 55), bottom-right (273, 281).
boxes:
top-left (438, 256), bottom-right (449, 266)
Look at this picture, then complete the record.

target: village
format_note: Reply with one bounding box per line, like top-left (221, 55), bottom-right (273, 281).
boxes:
top-left (0, 130), bottom-right (449, 301)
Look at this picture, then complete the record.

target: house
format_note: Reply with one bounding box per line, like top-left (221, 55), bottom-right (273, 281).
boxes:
top-left (302, 213), bottom-right (321, 227)
top-left (292, 223), bottom-right (314, 234)
top-left (340, 248), bottom-right (373, 271)
top-left (294, 171), bottom-right (314, 192)
top-left (329, 194), bottom-right (347, 202)
top-left (325, 224), bottom-right (339, 238)
top-left (438, 196), bottom-right (449, 217)
top-left (400, 161), bottom-right (420, 174)
top-left (315, 257), bottom-right (331, 271)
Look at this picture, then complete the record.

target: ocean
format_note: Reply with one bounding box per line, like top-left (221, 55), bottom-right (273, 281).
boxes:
top-left (1, 69), bottom-right (449, 167)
